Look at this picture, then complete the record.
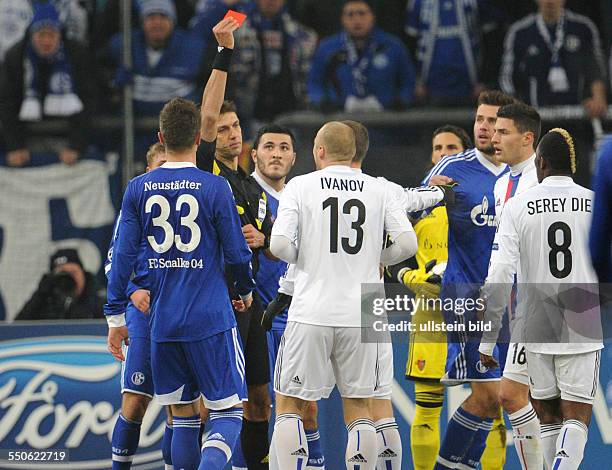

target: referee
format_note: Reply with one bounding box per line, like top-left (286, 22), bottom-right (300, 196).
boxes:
top-left (196, 17), bottom-right (272, 470)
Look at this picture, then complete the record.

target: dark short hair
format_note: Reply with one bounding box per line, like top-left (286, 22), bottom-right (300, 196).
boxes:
top-left (159, 98), bottom-right (201, 152)
top-left (341, 120), bottom-right (369, 163)
top-left (497, 102), bottom-right (542, 144)
top-left (252, 124), bottom-right (297, 151)
top-left (220, 100), bottom-right (238, 116)
top-left (343, 0), bottom-right (375, 12)
top-left (477, 90), bottom-right (516, 108)
top-left (537, 128), bottom-right (577, 174)
top-left (432, 125), bottom-right (473, 151)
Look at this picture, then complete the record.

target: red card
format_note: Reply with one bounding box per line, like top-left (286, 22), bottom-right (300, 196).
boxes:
top-left (224, 10), bottom-right (247, 27)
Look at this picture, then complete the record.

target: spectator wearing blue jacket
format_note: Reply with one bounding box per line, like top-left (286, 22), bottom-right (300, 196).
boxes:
top-left (108, 0), bottom-right (206, 116)
top-left (307, 0), bottom-right (415, 112)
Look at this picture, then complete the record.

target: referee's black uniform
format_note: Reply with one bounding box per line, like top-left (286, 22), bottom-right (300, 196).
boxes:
top-left (197, 140), bottom-right (272, 387)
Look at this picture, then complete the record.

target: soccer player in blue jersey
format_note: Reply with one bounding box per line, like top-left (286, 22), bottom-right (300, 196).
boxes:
top-left (106, 142), bottom-right (174, 470)
top-left (105, 97), bottom-right (255, 470)
top-left (424, 90), bottom-right (516, 470)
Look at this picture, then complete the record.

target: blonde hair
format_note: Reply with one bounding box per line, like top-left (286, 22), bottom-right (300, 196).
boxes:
top-left (549, 128), bottom-right (576, 174)
top-left (146, 142), bottom-right (165, 166)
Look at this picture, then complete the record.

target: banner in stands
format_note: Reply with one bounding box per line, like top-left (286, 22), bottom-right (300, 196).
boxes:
top-left (0, 159), bottom-right (116, 321)
top-left (0, 323), bottom-right (610, 469)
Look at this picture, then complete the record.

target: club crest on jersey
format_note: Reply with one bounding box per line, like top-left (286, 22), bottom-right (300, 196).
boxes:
top-left (470, 196), bottom-right (496, 227)
top-left (417, 359), bottom-right (426, 371)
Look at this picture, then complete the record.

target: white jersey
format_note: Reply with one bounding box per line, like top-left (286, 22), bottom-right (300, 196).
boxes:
top-left (487, 176), bottom-right (603, 354)
top-left (378, 177), bottom-right (445, 213)
top-left (272, 166), bottom-right (414, 327)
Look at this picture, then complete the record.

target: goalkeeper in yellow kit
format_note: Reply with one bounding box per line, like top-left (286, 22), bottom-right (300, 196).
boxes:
top-left (398, 126), bottom-right (507, 470)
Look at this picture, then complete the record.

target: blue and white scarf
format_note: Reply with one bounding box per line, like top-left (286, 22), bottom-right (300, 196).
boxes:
top-left (19, 41), bottom-right (83, 121)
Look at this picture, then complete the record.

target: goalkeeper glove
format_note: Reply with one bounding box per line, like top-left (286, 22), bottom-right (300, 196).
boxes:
top-left (261, 293), bottom-right (292, 331)
top-left (436, 182), bottom-right (459, 206)
top-left (397, 259), bottom-right (444, 299)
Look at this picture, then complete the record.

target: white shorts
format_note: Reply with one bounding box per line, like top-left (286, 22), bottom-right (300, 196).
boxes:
top-left (274, 321), bottom-right (378, 400)
top-left (502, 342), bottom-right (529, 386)
top-left (373, 341), bottom-right (393, 399)
top-left (526, 349), bottom-right (601, 404)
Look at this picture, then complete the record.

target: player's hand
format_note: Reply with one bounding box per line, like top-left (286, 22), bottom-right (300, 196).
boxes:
top-left (213, 17), bottom-right (239, 49)
top-left (6, 149), bottom-right (30, 167)
top-left (233, 293), bottom-right (253, 312)
top-left (242, 224), bottom-right (265, 249)
top-left (261, 293), bottom-right (292, 331)
top-left (59, 148), bottom-right (79, 165)
top-left (107, 326), bottom-right (129, 361)
top-left (399, 267), bottom-right (441, 299)
top-left (429, 175), bottom-right (454, 186)
top-left (130, 289), bottom-right (151, 314)
top-left (434, 182), bottom-right (459, 206)
top-left (476, 296), bottom-right (487, 321)
top-left (479, 352), bottom-right (499, 369)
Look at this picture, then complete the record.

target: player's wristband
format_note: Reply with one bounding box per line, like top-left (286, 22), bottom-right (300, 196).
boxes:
top-left (106, 313), bottom-right (126, 328)
top-left (213, 47), bottom-right (233, 72)
top-left (478, 342), bottom-right (495, 357)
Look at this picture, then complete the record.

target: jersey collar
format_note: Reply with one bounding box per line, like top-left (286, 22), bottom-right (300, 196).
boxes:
top-left (251, 170), bottom-right (283, 199)
top-left (476, 149), bottom-right (507, 176)
top-left (541, 175), bottom-right (574, 186)
top-left (510, 154), bottom-right (536, 176)
top-left (160, 161), bottom-right (196, 169)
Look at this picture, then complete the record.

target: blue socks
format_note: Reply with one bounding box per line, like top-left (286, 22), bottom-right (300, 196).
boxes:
top-left (231, 439), bottom-right (247, 469)
top-left (306, 429), bottom-right (325, 468)
top-left (162, 423), bottom-right (173, 468)
top-left (434, 407), bottom-right (492, 469)
top-left (172, 415), bottom-right (201, 470)
top-left (111, 414), bottom-right (141, 470)
top-left (199, 408), bottom-right (244, 469)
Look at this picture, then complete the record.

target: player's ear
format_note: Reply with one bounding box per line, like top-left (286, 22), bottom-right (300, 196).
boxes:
top-left (194, 130), bottom-right (202, 146)
top-left (157, 131), bottom-right (164, 145)
top-left (251, 148), bottom-right (257, 163)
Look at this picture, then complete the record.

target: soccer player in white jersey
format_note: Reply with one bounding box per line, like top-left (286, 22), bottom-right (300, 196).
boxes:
top-left (478, 102), bottom-right (543, 470)
top-left (269, 122), bottom-right (417, 470)
top-left (480, 128), bottom-right (603, 470)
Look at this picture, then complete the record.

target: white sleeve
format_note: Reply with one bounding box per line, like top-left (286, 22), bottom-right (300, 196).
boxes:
top-left (479, 200), bottom-right (521, 353)
top-left (278, 264), bottom-right (296, 295)
top-left (381, 231), bottom-right (418, 265)
top-left (402, 186), bottom-right (445, 212)
top-left (271, 179), bottom-right (300, 242)
top-left (270, 235), bottom-right (298, 264)
top-left (383, 185), bottom-right (416, 241)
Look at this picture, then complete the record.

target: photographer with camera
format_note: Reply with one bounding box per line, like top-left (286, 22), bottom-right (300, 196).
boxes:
top-left (16, 249), bottom-right (105, 320)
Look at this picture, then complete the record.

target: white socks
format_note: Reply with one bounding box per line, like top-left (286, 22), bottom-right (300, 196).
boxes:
top-left (346, 419), bottom-right (377, 470)
top-left (375, 418), bottom-right (402, 470)
top-left (271, 413), bottom-right (308, 470)
top-left (551, 420), bottom-right (588, 470)
top-left (541, 423), bottom-right (563, 469)
top-left (508, 403), bottom-right (543, 470)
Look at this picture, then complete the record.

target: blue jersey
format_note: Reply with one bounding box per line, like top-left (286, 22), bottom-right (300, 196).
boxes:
top-left (425, 149), bottom-right (508, 289)
top-left (105, 162), bottom-right (255, 342)
top-left (105, 216), bottom-right (151, 338)
top-left (252, 174), bottom-right (288, 330)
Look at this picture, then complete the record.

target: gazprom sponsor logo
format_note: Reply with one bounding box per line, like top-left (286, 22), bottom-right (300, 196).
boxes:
top-left (470, 196), bottom-right (496, 227)
top-left (0, 336), bottom-right (165, 469)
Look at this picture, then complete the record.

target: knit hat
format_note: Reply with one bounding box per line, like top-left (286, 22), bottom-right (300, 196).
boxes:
top-left (30, 2), bottom-right (61, 33)
top-left (50, 249), bottom-right (83, 271)
top-left (140, 0), bottom-right (177, 22)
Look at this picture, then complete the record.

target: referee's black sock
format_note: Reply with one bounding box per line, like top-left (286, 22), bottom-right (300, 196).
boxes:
top-left (241, 418), bottom-right (270, 469)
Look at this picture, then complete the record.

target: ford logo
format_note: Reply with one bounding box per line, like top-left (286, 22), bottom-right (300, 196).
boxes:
top-left (0, 336), bottom-right (165, 468)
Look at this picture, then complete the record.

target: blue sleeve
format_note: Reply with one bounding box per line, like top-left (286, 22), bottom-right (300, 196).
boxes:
top-left (395, 41), bottom-right (416, 105)
top-left (104, 182), bottom-right (142, 317)
top-left (307, 42), bottom-right (331, 106)
top-left (589, 142), bottom-right (612, 282)
top-left (104, 213), bottom-right (120, 280)
top-left (213, 180), bottom-right (256, 296)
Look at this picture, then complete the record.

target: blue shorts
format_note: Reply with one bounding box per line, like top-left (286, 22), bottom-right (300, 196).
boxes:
top-left (267, 329), bottom-right (284, 384)
top-left (443, 340), bottom-right (501, 385)
top-left (121, 336), bottom-right (154, 397)
top-left (152, 327), bottom-right (247, 410)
